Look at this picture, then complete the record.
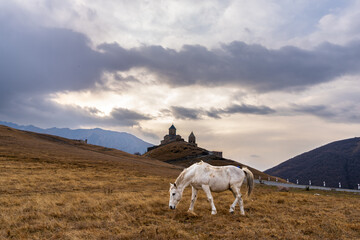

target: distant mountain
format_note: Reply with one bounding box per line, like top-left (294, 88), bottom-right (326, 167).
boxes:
top-left (265, 137), bottom-right (360, 189)
top-left (0, 121), bottom-right (154, 154)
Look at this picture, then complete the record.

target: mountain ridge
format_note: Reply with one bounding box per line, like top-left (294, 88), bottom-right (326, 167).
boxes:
top-left (265, 137), bottom-right (360, 189)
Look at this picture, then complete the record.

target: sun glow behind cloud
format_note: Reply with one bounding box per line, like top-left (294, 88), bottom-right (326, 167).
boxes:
top-left (51, 68), bottom-right (245, 118)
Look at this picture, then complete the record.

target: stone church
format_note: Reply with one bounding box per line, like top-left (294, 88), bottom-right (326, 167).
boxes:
top-left (147, 124), bottom-right (223, 157)
top-left (160, 124), bottom-right (197, 147)
top-left (147, 124), bottom-right (198, 152)
top-left (160, 124), bottom-right (183, 145)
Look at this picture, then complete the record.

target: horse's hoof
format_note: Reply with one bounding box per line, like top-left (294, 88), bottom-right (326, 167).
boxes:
top-left (211, 211), bottom-right (217, 215)
top-left (188, 211), bottom-right (197, 216)
top-left (230, 211), bottom-right (234, 214)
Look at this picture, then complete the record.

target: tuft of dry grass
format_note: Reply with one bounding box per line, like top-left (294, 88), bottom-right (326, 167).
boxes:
top-left (1, 125), bottom-right (360, 239)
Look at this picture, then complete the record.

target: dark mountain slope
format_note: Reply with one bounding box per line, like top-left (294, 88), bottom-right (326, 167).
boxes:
top-left (265, 137), bottom-right (360, 189)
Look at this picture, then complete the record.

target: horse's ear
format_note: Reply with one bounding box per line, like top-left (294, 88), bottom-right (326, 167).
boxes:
top-left (170, 183), bottom-right (173, 187)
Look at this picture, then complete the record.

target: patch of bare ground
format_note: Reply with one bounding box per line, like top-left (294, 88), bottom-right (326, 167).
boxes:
top-left (1, 125), bottom-right (360, 239)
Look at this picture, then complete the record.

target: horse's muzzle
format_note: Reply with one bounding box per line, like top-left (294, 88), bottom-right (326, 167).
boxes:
top-left (169, 206), bottom-right (175, 210)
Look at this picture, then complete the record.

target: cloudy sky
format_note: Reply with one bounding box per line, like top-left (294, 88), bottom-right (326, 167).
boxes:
top-left (1, 0), bottom-right (360, 170)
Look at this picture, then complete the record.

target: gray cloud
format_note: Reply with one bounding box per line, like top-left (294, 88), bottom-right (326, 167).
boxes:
top-left (0, 92), bottom-right (152, 128)
top-left (0, 94), bottom-right (102, 128)
top-left (291, 104), bottom-right (337, 119)
top-left (3, 4), bottom-right (360, 98)
top-left (0, 27), bottom-right (102, 108)
top-left (286, 104), bottom-right (360, 123)
top-left (109, 108), bottom-right (151, 126)
top-left (170, 104), bottom-right (276, 120)
top-left (222, 104), bottom-right (276, 115)
top-left (205, 108), bottom-right (222, 119)
top-left (170, 102), bottom-right (360, 124)
top-left (0, 3), bottom-right (145, 127)
top-left (89, 40), bottom-right (360, 94)
top-left (101, 41), bottom-right (360, 92)
top-left (2, 2), bottom-right (360, 128)
top-left (171, 106), bottom-right (203, 120)
top-left (205, 104), bottom-right (276, 119)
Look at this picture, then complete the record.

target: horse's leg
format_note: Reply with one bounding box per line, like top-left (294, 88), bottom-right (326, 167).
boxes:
top-left (202, 185), bottom-right (217, 215)
top-left (229, 188), bottom-right (238, 213)
top-left (188, 186), bottom-right (198, 212)
top-left (230, 185), bottom-right (245, 215)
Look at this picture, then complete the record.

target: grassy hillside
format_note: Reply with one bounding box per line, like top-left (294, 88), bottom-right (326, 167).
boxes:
top-left (265, 137), bottom-right (360, 189)
top-left (0, 125), bottom-right (181, 176)
top-left (1, 125), bottom-right (360, 239)
top-left (144, 141), bottom-right (208, 161)
top-left (0, 121), bottom-right (154, 154)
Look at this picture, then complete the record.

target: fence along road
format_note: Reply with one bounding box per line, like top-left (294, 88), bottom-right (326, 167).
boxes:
top-left (254, 180), bottom-right (360, 193)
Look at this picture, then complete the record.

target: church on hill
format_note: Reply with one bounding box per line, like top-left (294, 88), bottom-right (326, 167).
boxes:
top-left (147, 124), bottom-right (222, 158)
top-left (160, 124), bottom-right (184, 145)
top-left (160, 124), bottom-right (197, 147)
top-left (147, 124), bottom-right (198, 152)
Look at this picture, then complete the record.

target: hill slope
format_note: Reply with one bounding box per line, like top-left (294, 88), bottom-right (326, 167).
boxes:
top-left (0, 121), bottom-right (154, 154)
top-left (145, 141), bottom-right (284, 182)
top-left (265, 137), bottom-right (360, 189)
top-left (0, 124), bottom-right (180, 178)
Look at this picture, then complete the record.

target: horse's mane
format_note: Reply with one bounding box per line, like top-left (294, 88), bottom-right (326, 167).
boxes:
top-left (175, 168), bottom-right (188, 185)
top-left (175, 161), bottom-right (203, 186)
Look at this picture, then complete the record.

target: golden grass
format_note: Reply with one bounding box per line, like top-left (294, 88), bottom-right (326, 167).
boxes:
top-left (1, 156), bottom-right (360, 239)
top-left (1, 125), bottom-right (360, 239)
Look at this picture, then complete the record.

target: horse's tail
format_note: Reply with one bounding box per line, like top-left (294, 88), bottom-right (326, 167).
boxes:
top-left (242, 167), bottom-right (254, 197)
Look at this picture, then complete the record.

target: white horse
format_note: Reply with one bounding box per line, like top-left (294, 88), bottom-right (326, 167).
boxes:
top-left (169, 161), bottom-right (254, 215)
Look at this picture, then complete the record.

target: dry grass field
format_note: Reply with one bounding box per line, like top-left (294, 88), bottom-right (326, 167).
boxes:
top-left (1, 125), bottom-right (360, 239)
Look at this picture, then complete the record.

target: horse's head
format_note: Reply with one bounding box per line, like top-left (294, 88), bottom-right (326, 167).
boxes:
top-left (169, 183), bottom-right (182, 210)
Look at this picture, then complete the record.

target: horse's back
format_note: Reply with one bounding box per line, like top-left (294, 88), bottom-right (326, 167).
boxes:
top-left (190, 162), bottom-right (245, 191)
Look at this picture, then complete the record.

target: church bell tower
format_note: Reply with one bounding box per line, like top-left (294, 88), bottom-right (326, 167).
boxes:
top-left (169, 124), bottom-right (176, 136)
top-left (188, 131), bottom-right (196, 146)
